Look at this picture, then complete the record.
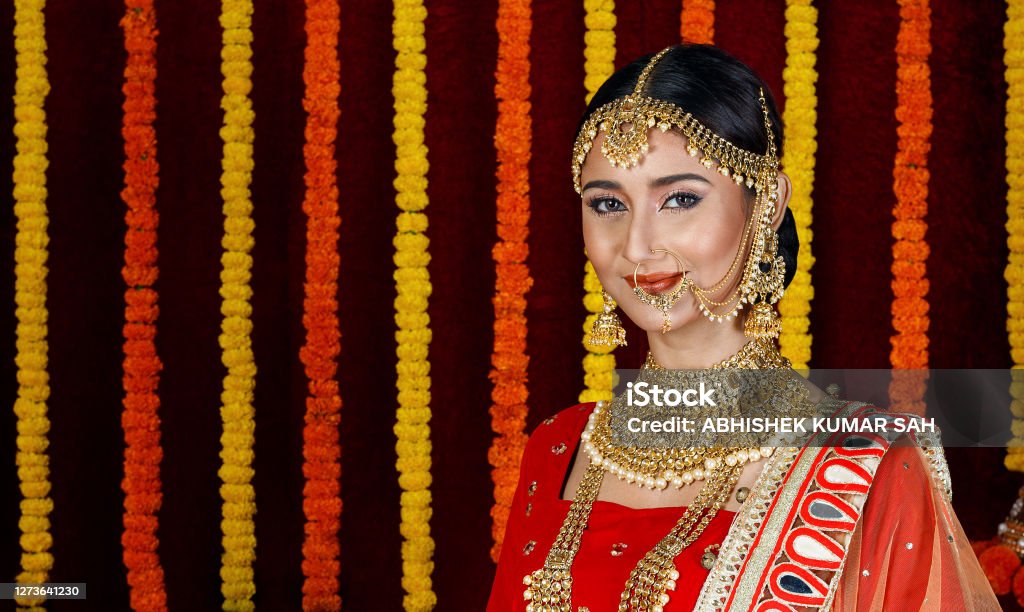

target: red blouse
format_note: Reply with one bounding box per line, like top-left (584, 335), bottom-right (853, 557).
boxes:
top-left (487, 402), bottom-right (737, 611)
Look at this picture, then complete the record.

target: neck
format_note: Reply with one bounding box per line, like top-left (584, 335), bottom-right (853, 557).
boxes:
top-left (646, 313), bottom-right (754, 369)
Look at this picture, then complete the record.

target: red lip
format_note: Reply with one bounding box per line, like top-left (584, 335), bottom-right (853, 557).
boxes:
top-left (624, 271), bottom-right (685, 294)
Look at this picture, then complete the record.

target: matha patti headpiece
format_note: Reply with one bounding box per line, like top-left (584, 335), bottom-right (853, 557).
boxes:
top-left (571, 46), bottom-right (778, 195)
top-left (575, 46), bottom-right (787, 339)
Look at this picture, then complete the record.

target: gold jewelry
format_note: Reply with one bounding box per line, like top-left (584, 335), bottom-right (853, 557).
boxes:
top-left (523, 460), bottom-right (740, 612)
top-left (572, 45), bottom-right (787, 340)
top-left (581, 338), bottom-right (786, 491)
top-left (590, 290), bottom-right (628, 347)
top-left (523, 335), bottom-right (815, 611)
top-left (632, 248), bottom-right (689, 334)
top-left (582, 401), bottom-right (771, 490)
top-left (571, 48), bottom-right (775, 196)
top-left (701, 543), bottom-right (721, 570)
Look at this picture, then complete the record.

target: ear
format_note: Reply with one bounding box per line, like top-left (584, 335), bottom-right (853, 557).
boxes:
top-left (771, 171), bottom-right (793, 231)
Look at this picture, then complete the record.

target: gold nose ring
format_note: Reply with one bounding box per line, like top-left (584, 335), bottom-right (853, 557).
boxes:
top-left (633, 249), bottom-right (690, 333)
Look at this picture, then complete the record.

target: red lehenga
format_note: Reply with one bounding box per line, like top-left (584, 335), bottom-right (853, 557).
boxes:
top-left (487, 401), bottom-right (1000, 611)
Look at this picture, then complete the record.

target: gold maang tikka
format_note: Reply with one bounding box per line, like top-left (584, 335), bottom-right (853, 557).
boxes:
top-left (572, 45), bottom-right (787, 340)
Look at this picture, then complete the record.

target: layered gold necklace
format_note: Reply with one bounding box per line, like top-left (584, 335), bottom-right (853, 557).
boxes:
top-left (523, 337), bottom-right (803, 612)
top-left (581, 337), bottom-right (787, 491)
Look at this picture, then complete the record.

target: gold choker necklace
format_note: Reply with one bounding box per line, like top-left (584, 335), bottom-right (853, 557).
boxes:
top-left (581, 337), bottom-right (788, 491)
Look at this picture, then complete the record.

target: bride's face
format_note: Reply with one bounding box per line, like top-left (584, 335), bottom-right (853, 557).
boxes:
top-left (580, 128), bottom-right (752, 334)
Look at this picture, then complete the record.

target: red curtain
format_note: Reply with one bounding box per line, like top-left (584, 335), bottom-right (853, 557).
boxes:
top-left (0, 0), bottom-right (1017, 609)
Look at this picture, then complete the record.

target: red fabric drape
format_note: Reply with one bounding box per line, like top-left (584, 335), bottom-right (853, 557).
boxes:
top-left (0, 0), bottom-right (1017, 609)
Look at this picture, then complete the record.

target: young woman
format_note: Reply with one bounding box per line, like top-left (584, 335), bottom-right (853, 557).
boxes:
top-left (487, 45), bottom-right (999, 611)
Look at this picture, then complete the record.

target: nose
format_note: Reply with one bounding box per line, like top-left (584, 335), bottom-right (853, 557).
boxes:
top-left (622, 207), bottom-right (657, 265)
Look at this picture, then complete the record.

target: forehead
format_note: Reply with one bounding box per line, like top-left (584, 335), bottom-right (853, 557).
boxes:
top-left (580, 128), bottom-right (703, 185)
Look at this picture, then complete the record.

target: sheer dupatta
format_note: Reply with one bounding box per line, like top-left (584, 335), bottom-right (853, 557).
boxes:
top-left (693, 401), bottom-right (1001, 611)
top-left (831, 438), bottom-right (1000, 610)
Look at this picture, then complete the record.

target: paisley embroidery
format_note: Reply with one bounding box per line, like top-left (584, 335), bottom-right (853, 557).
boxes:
top-left (768, 563), bottom-right (830, 606)
top-left (784, 526), bottom-right (844, 570)
top-left (833, 431), bottom-right (887, 458)
top-left (815, 456), bottom-right (873, 494)
top-left (799, 490), bottom-right (859, 532)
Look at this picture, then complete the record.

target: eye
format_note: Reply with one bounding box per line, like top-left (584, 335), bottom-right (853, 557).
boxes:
top-left (586, 196), bottom-right (628, 215)
top-left (662, 191), bottom-right (702, 210)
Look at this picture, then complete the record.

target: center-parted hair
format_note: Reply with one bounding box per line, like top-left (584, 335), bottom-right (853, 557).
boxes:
top-left (575, 44), bottom-right (799, 290)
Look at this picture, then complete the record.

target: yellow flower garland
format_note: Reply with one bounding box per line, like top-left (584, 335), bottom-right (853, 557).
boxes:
top-left (580, 0), bottom-right (617, 404)
top-left (12, 1), bottom-right (53, 609)
top-left (1005, 0), bottom-right (1024, 471)
top-left (392, 0), bottom-right (436, 609)
top-left (218, 0), bottom-right (257, 608)
top-left (778, 0), bottom-right (818, 369)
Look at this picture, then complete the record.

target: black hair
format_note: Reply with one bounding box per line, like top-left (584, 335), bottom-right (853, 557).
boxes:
top-left (575, 44), bottom-right (799, 289)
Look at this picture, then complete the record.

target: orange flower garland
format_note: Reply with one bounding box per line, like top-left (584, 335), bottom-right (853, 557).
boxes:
top-left (680, 0), bottom-right (714, 44)
top-left (299, 0), bottom-right (343, 609)
top-left (889, 0), bottom-right (932, 416)
top-left (487, 0), bottom-right (533, 563)
top-left (977, 540), bottom-right (1021, 596)
top-left (119, 2), bottom-right (168, 610)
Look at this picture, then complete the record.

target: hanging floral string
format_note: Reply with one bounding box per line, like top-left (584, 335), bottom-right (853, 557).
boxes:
top-left (580, 0), bottom-right (617, 404)
top-left (392, 0), bottom-right (436, 608)
top-left (889, 0), bottom-right (932, 416)
top-left (119, 2), bottom-right (168, 610)
top-left (1006, 0), bottom-right (1024, 472)
top-left (11, 1), bottom-right (53, 609)
top-left (218, 0), bottom-right (258, 608)
top-left (778, 0), bottom-right (818, 369)
top-left (488, 0), bottom-right (533, 563)
top-left (299, 0), bottom-right (343, 608)
top-left (680, 0), bottom-right (714, 44)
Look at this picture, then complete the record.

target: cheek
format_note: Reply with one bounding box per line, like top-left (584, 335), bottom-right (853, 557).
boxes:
top-left (581, 212), bottom-right (621, 268)
top-left (684, 205), bottom-right (748, 271)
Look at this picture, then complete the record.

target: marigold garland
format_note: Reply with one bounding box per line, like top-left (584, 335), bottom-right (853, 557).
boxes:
top-left (777, 0), bottom-right (818, 369)
top-left (977, 539), bottom-right (1021, 596)
top-left (119, 2), bottom-right (168, 610)
top-left (1005, 0), bottom-right (1024, 472)
top-left (392, 0), bottom-right (436, 609)
top-left (299, 0), bottom-right (343, 608)
top-left (11, 1), bottom-right (53, 610)
top-left (217, 0), bottom-right (258, 608)
top-left (488, 0), bottom-right (533, 564)
top-left (680, 0), bottom-right (714, 44)
top-left (580, 0), bottom-right (617, 404)
top-left (889, 0), bottom-right (932, 416)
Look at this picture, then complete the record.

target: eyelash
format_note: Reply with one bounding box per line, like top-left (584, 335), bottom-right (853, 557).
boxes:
top-left (585, 190), bottom-right (702, 216)
top-left (663, 190), bottom-right (704, 211)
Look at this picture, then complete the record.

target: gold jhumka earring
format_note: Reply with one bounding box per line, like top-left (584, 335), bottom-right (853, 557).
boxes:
top-left (632, 248), bottom-right (689, 334)
top-left (589, 290), bottom-right (627, 347)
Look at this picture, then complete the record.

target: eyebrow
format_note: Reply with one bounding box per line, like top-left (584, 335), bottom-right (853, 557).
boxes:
top-left (581, 173), bottom-right (712, 192)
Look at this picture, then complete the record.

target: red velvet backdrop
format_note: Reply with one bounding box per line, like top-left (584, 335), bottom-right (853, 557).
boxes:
top-left (0, 0), bottom-right (1018, 609)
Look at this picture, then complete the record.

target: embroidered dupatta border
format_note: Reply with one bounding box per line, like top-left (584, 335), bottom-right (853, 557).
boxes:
top-left (694, 399), bottom-right (873, 611)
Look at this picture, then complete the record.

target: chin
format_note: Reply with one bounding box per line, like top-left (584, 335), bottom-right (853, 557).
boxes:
top-left (620, 305), bottom-right (701, 334)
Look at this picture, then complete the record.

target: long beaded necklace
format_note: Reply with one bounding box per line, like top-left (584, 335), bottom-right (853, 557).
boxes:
top-left (522, 338), bottom-right (793, 612)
